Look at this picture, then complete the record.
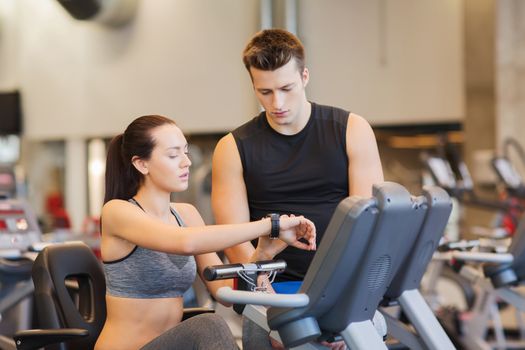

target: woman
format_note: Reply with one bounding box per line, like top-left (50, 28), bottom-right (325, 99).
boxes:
top-left (94, 115), bottom-right (316, 350)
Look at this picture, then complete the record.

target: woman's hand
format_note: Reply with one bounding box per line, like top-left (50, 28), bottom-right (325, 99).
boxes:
top-left (254, 215), bottom-right (316, 261)
top-left (278, 215), bottom-right (316, 250)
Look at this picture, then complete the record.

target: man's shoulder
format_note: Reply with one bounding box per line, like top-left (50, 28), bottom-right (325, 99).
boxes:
top-left (312, 102), bottom-right (350, 122)
top-left (232, 114), bottom-right (266, 141)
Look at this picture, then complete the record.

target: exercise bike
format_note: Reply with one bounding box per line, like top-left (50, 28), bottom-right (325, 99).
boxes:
top-left (0, 196), bottom-right (43, 350)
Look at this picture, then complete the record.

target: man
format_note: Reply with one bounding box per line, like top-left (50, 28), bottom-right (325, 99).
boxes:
top-left (211, 29), bottom-right (384, 349)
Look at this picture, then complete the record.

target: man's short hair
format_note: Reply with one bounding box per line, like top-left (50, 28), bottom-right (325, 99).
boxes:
top-left (242, 29), bottom-right (305, 75)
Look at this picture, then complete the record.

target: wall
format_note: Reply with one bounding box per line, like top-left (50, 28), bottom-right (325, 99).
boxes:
top-left (298, 0), bottom-right (465, 125)
top-left (0, 0), bottom-right (19, 90)
top-left (496, 0), bottom-right (525, 173)
top-left (2, 0), bottom-right (466, 142)
top-left (15, 0), bottom-right (260, 139)
top-left (0, 0), bottom-right (469, 229)
top-left (463, 0), bottom-right (496, 178)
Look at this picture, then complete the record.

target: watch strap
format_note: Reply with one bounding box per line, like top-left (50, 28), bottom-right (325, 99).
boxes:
top-left (267, 213), bottom-right (280, 239)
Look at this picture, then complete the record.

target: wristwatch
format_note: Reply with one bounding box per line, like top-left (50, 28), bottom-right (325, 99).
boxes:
top-left (267, 213), bottom-right (280, 239)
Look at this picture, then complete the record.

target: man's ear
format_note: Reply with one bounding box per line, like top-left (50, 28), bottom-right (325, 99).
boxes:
top-left (302, 67), bottom-right (310, 87)
top-left (131, 156), bottom-right (148, 175)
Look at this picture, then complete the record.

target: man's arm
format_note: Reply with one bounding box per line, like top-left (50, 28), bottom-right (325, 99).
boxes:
top-left (346, 113), bottom-right (384, 197)
top-left (211, 133), bottom-right (256, 263)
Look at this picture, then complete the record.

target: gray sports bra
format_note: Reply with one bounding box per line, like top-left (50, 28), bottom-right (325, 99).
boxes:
top-left (102, 198), bottom-right (197, 298)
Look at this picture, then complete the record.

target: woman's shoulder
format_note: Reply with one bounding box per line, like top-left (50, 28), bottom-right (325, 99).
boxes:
top-left (170, 202), bottom-right (198, 217)
top-left (100, 200), bottom-right (138, 238)
top-left (102, 199), bottom-right (141, 221)
top-left (170, 202), bottom-right (204, 226)
top-left (103, 199), bottom-right (133, 211)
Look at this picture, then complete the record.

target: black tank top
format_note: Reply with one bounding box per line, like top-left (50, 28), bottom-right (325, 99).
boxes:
top-left (232, 102), bottom-right (349, 281)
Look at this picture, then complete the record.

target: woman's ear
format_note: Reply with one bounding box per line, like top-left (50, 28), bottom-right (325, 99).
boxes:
top-left (131, 156), bottom-right (149, 175)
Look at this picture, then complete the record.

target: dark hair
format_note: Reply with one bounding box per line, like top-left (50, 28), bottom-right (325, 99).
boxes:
top-left (242, 29), bottom-right (305, 75)
top-left (104, 115), bottom-right (176, 204)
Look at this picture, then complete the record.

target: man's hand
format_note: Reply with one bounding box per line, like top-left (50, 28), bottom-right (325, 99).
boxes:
top-left (320, 340), bottom-right (347, 350)
top-left (270, 338), bottom-right (346, 349)
top-left (270, 337), bottom-right (286, 349)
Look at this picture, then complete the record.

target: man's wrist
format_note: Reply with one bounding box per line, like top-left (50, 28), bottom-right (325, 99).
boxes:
top-left (251, 247), bottom-right (273, 261)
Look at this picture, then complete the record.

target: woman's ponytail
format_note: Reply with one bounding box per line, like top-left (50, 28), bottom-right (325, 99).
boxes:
top-left (104, 134), bottom-right (139, 203)
top-left (103, 115), bottom-right (176, 204)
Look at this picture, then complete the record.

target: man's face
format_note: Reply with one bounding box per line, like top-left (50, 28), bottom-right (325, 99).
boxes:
top-left (250, 59), bottom-right (309, 129)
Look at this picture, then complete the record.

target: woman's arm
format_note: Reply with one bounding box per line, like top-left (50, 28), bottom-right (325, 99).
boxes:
top-left (195, 252), bottom-right (232, 306)
top-left (102, 200), bottom-right (316, 256)
top-left (181, 203), bottom-right (294, 303)
top-left (178, 203), bottom-right (233, 304)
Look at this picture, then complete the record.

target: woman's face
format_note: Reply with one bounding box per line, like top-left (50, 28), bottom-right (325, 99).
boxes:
top-left (144, 124), bottom-right (192, 193)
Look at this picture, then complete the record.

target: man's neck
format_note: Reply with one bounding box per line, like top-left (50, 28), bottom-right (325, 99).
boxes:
top-left (266, 101), bottom-right (312, 135)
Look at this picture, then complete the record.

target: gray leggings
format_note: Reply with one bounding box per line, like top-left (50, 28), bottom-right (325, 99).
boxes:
top-left (242, 316), bottom-right (274, 350)
top-left (140, 313), bottom-right (238, 350)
